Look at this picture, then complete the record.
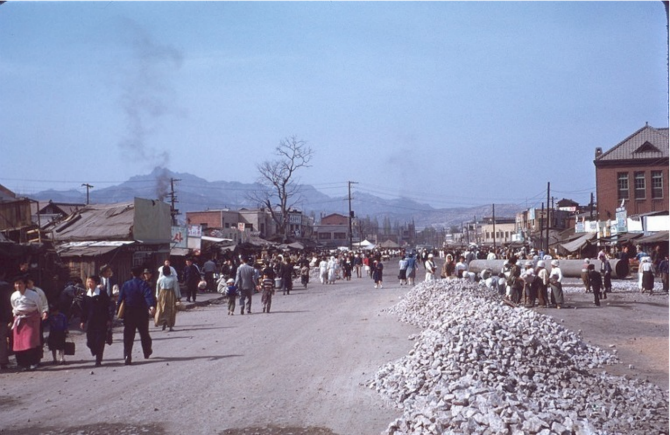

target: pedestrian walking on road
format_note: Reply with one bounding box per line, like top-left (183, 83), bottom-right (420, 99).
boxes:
top-left (10, 275), bottom-right (45, 371)
top-left (398, 256), bottom-right (408, 285)
top-left (640, 256), bottom-right (655, 294)
top-left (235, 257), bottom-right (258, 315)
top-left (300, 263), bottom-right (310, 288)
top-left (535, 261), bottom-right (549, 308)
top-left (118, 266), bottom-right (155, 365)
top-left (47, 306), bottom-right (68, 365)
top-left (281, 258), bottom-right (293, 295)
top-left (353, 254), bottom-right (362, 278)
top-left (588, 264), bottom-right (602, 307)
top-left (225, 279), bottom-right (238, 315)
top-left (549, 260), bottom-right (565, 309)
top-left (155, 266), bottom-right (181, 331)
top-left (80, 275), bottom-right (114, 367)
top-left (319, 257), bottom-right (328, 285)
top-left (183, 258), bottom-right (201, 303)
top-left (327, 257), bottom-right (337, 284)
top-left (261, 273), bottom-right (275, 313)
top-left (405, 254), bottom-right (417, 286)
top-left (373, 260), bottom-right (384, 289)
top-left (599, 252), bottom-right (612, 296)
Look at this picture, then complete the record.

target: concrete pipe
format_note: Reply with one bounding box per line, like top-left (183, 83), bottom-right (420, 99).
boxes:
top-left (468, 258), bottom-right (627, 280)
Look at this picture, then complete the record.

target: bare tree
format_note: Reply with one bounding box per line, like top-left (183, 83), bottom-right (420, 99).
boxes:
top-left (251, 136), bottom-right (314, 242)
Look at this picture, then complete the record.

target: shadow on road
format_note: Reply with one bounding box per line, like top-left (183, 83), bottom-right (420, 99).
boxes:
top-left (34, 354), bottom-right (244, 371)
top-left (0, 422), bottom-right (167, 435)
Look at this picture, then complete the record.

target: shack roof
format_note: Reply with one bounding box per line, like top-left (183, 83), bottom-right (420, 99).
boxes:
top-left (57, 241), bottom-right (135, 258)
top-left (51, 202), bottom-right (134, 241)
top-left (50, 198), bottom-right (172, 243)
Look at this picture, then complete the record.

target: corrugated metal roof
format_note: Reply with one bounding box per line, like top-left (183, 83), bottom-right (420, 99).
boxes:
top-left (597, 125), bottom-right (669, 162)
top-left (51, 202), bottom-right (135, 242)
top-left (57, 241), bottom-right (134, 257)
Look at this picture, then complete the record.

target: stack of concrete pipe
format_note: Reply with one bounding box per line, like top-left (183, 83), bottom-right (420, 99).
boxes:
top-left (468, 258), bottom-right (628, 279)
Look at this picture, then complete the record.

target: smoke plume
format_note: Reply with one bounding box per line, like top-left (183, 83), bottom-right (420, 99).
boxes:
top-left (116, 18), bottom-right (183, 200)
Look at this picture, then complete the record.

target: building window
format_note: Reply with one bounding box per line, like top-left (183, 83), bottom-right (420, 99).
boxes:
top-left (652, 171), bottom-right (664, 199)
top-left (634, 172), bottom-right (646, 200)
top-left (617, 173), bottom-right (629, 200)
top-left (318, 232), bottom-right (332, 240)
top-left (334, 232), bottom-right (347, 240)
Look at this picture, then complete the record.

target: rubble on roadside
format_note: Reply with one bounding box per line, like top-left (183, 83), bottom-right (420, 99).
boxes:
top-left (371, 280), bottom-right (669, 434)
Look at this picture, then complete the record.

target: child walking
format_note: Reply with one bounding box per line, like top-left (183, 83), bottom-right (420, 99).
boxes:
top-left (47, 306), bottom-right (68, 364)
top-left (225, 279), bottom-right (238, 315)
top-left (261, 273), bottom-right (275, 313)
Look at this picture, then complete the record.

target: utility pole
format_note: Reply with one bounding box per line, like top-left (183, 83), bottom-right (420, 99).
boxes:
top-left (169, 178), bottom-right (181, 226)
top-left (81, 183), bottom-right (93, 205)
top-left (545, 182), bottom-right (550, 254)
top-left (492, 204), bottom-right (496, 251)
top-left (540, 202), bottom-right (545, 253)
top-left (348, 181), bottom-right (358, 250)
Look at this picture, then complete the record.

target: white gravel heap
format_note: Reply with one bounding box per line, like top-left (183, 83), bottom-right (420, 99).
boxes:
top-left (371, 280), bottom-right (669, 435)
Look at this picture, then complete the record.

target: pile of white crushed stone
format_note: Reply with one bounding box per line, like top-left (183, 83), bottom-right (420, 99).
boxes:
top-left (370, 279), bottom-right (669, 435)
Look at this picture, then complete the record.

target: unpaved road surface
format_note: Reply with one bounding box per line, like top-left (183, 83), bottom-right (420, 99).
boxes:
top-left (0, 260), bottom-right (667, 434)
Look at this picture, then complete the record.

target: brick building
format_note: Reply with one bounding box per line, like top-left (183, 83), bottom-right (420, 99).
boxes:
top-left (594, 124), bottom-right (669, 220)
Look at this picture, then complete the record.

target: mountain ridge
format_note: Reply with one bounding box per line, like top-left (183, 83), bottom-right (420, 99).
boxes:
top-left (29, 168), bottom-right (522, 229)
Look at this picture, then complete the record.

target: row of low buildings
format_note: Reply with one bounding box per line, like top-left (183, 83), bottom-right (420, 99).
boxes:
top-left (0, 125), bottom-right (667, 288)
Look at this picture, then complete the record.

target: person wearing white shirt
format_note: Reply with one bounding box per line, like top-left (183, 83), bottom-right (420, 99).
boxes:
top-left (11, 276), bottom-right (45, 371)
top-left (549, 260), bottom-right (564, 309)
top-left (155, 266), bottom-right (181, 331)
top-left (424, 254), bottom-right (437, 281)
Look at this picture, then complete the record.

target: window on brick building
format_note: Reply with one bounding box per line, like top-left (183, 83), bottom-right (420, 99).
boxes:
top-left (617, 172), bottom-right (629, 200)
top-left (634, 172), bottom-right (646, 200)
top-left (652, 171), bottom-right (664, 199)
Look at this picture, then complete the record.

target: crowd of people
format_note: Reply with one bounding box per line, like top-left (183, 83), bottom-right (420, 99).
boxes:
top-left (1, 240), bottom-right (666, 372)
top-left (0, 264), bottom-right (158, 371)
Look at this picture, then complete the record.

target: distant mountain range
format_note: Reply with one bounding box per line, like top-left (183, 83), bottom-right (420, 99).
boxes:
top-left (30, 168), bottom-right (522, 229)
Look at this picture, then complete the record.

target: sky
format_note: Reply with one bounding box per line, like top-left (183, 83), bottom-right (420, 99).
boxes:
top-left (0, 1), bottom-right (667, 211)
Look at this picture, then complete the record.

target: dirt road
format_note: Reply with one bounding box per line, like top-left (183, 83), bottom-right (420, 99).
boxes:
top-left (0, 259), bottom-right (666, 435)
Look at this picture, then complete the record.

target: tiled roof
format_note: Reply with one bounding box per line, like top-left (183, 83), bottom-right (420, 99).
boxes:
top-left (596, 125), bottom-right (669, 162)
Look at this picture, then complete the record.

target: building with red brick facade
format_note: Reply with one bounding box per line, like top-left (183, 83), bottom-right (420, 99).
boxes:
top-left (594, 124), bottom-right (669, 220)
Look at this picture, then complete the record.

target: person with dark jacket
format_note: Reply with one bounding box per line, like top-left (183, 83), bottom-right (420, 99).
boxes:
top-left (281, 259), bottom-right (293, 295)
top-left (0, 276), bottom-right (13, 370)
top-left (118, 266), bottom-right (155, 366)
top-left (58, 278), bottom-right (85, 321)
top-left (182, 258), bottom-right (201, 303)
top-left (80, 275), bottom-right (115, 366)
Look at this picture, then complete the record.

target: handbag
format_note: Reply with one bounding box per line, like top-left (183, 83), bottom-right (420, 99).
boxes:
top-left (64, 340), bottom-right (75, 356)
top-left (117, 301), bottom-right (125, 319)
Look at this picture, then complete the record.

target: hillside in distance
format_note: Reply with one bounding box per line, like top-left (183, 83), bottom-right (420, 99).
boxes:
top-left (30, 168), bottom-right (522, 228)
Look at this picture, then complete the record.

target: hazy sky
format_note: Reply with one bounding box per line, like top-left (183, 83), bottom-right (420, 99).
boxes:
top-left (1, 2), bottom-right (667, 210)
